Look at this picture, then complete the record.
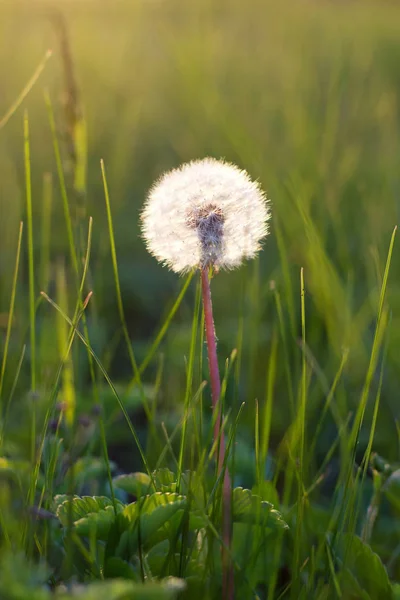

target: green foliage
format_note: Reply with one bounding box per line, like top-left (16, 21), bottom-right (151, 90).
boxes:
top-left (334, 534), bottom-right (392, 600)
top-left (232, 487), bottom-right (288, 530)
top-left (55, 495), bottom-right (124, 539)
top-left (56, 579), bottom-right (185, 600)
top-left (116, 492), bottom-right (188, 556)
top-left (0, 0), bottom-right (400, 597)
top-left (0, 552), bottom-right (51, 600)
top-left (40, 469), bottom-right (287, 597)
top-left (383, 470), bottom-right (400, 512)
top-left (113, 472), bottom-right (153, 497)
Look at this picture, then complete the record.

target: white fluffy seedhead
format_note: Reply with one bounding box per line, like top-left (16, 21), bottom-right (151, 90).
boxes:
top-left (140, 157), bottom-right (271, 273)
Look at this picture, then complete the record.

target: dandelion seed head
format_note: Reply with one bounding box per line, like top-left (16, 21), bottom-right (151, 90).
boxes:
top-left (140, 157), bottom-right (271, 273)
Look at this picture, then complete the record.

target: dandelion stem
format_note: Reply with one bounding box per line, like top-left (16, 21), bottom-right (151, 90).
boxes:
top-left (200, 267), bottom-right (233, 600)
top-left (201, 268), bottom-right (224, 466)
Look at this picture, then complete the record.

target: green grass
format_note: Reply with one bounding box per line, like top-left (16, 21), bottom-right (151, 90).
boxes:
top-left (1, 0), bottom-right (400, 597)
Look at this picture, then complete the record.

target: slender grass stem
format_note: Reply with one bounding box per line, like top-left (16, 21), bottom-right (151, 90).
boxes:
top-left (101, 159), bottom-right (153, 424)
top-left (0, 222), bottom-right (23, 404)
top-left (0, 50), bottom-right (52, 130)
top-left (24, 112), bottom-right (36, 393)
top-left (177, 278), bottom-right (201, 487)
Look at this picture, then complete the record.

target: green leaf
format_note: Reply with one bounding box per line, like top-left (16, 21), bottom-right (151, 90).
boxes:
top-left (56, 578), bottom-right (185, 600)
top-left (147, 540), bottom-right (206, 580)
top-left (103, 556), bottom-right (138, 580)
top-left (113, 472), bottom-right (152, 496)
top-left (55, 495), bottom-right (123, 525)
top-left (178, 471), bottom-right (206, 509)
top-left (336, 567), bottom-right (371, 600)
top-left (153, 469), bottom-right (206, 508)
top-left (117, 493), bottom-right (187, 556)
top-left (229, 522), bottom-right (282, 589)
top-left (55, 496), bottom-right (124, 540)
top-left (73, 505), bottom-right (118, 539)
top-left (152, 468), bottom-right (177, 492)
top-left (252, 480), bottom-right (280, 508)
top-left (146, 540), bottom-right (171, 574)
top-left (383, 469), bottom-right (400, 511)
top-left (335, 534), bottom-right (392, 600)
top-left (303, 503), bottom-right (332, 537)
top-left (69, 457), bottom-right (115, 487)
top-left (141, 507), bottom-right (206, 553)
top-left (232, 487), bottom-right (288, 531)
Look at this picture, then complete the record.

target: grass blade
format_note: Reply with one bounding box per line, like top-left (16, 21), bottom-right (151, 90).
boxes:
top-left (100, 159), bottom-right (152, 422)
top-left (0, 50), bottom-right (52, 130)
top-left (24, 111), bottom-right (36, 393)
top-left (0, 222), bottom-right (23, 403)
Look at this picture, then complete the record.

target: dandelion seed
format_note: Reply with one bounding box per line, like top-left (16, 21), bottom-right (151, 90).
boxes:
top-left (140, 157), bottom-right (270, 273)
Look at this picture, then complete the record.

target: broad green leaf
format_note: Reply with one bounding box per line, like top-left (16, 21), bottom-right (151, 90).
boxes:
top-left (152, 468), bottom-right (177, 492)
top-left (152, 469), bottom-right (206, 507)
top-left (213, 522), bottom-right (282, 590)
top-left (55, 495), bottom-right (123, 527)
top-left (117, 493), bottom-right (186, 556)
top-left (303, 503), bottom-right (332, 536)
top-left (121, 492), bottom-right (187, 524)
top-left (69, 457), bottom-right (115, 486)
top-left (232, 487), bottom-right (288, 530)
top-left (335, 534), bottom-right (392, 600)
top-left (103, 556), bottom-right (138, 580)
top-left (146, 540), bottom-right (171, 574)
top-left (178, 471), bottom-right (206, 509)
top-left (252, 480), bottom-right (280, 508)
top-left (138, 507), bottom-right (207, 552)
top-left (383, 469), bottom-right (400, 511)
top-left (112, 469), bottom-right (200, 497)
top-left (147, 540), bottom-right (206, 580)
top-left (113, 472), bottom-right (152, 496)
top-left (336, 567), bottom-right (371, 600)
top-left (74, 505), bottom-right (118, 539)
top-left (56, 578), bottom-right (185, 599)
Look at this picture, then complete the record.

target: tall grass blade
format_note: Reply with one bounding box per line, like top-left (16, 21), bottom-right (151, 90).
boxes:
top-left (44, 91), bottom-right (79, 277)
top-left (177, 277), bottom-right (201, 488)
top-left (24, 111), bottom-right (36, 393)
top-left (0, 50), bottom-right (52, 130)
top-left (126, 271), bottom-right (194, 389)
top-left (0, 222), bottom-right (23, 403)
top-left (291, 267), bottom-right (307, 599)
top-left (261, 328), bottom-right (278, 469)
top-left (100, 159), bottom-right (152, 422)
top-left (55, 260), bottom-right (76, 426)
top-left (40, 173), bottom-right (53, 292)
top-left (40, 293), bottom-right (152, 478)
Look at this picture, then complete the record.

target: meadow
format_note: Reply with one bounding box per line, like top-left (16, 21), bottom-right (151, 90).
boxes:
top-left (1, 0), bottom-right (400, 597)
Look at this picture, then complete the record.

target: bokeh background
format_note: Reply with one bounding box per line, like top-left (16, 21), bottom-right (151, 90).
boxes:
top-left (1, 0), bottom-right (400, 472)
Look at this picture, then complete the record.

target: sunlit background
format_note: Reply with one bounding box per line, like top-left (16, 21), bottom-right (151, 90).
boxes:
top-left (1, 0), bottom-right (400, 471)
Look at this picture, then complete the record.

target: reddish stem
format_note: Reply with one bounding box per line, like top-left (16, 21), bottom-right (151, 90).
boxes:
top-left (201, 268), bottom-right (224, 468)
top-left (201, 268), bottom-right (234, 599)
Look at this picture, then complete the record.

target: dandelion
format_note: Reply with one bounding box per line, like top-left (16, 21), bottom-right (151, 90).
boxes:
top-left (141, 157), bottom-right (271, 600)
top-left (141, 157), bottom-right (270, 273)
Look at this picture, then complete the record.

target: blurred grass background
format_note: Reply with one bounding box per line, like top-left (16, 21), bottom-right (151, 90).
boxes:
top-left (1, 0), bottom-right (400, 468)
